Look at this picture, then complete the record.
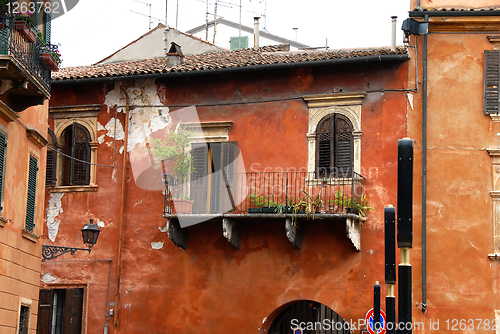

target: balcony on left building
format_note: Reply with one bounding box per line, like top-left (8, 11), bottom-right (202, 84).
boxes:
top-left (0, 5), bottom-right (53, 113)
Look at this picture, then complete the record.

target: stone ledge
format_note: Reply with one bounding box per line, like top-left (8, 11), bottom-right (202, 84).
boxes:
top-left (22, 229), bottom-right (40, 243)
top-left (48, 185), bottom-right (98, 193)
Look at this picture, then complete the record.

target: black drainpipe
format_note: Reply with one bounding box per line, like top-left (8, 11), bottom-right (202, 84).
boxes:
top-left (421, 13), bottom-right (428, 313)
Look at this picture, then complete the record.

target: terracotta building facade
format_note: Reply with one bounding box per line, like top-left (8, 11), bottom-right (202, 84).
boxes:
top-left (39, 45), bottom-right (410, 333)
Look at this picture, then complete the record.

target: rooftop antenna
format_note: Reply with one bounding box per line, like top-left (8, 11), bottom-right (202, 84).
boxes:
top-left (213, 0), bottom-right (218, 43)
top-left (165, 0), bottom-right (168, 27)
top-left (205, 0), bottom-right (209, 40)
top-left (238, 0), bottom-right (241, 49)
top-left (293, 27), bottom-right (298, 42)
top-left (176, 0), bottom-right (179, 29)
top-left (132, 0), bottom-right (152, 30)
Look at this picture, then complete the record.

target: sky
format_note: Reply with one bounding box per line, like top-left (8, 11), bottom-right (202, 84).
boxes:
top-left (52, 0), bottom-right (411, 68)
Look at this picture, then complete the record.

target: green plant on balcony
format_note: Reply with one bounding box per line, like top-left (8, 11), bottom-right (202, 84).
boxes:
top-left (151, 127), bottom-right (194, 178)
top-left (350, 194), bottom-right (376, 218)
top-left (291, 189), bottom-right (324, 224)
top-left (14, 13), bottom-right (36, 43)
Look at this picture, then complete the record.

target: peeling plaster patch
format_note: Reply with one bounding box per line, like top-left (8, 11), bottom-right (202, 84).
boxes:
top-left (46, 193), bottom-right (64, 242)
top-left (407, 92), bottom-right (414, 110)
top-left (119, 146), bottom-right (124, 154)
top-left (469, 241), bottom-right (478, 250)
top-left (97, 121), bottom-right (105, 131)
top-left (104, 117), bottom-right (125, 141)
top-left (151, 241), bottom-right (164, 249)
top-left (159, 224), bottom-right (168, 233)
top-left (111, 168), bottom-right (117, 182)
top-left (97, 221), bottom-right (105, 228)
top-left (42, 273), bottom-right (60, 283)
top-left (134, 199), bottom-right (143, 207)
top-left (97, 135), bottom-right (105, 144)
top-left (103, 80), bottom-right (171, 153)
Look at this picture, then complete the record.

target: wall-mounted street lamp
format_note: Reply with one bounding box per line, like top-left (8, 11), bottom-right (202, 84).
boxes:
top-left (42, 219), bottom-right (101, 261)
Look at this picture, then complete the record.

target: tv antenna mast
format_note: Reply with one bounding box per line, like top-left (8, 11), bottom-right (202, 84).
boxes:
top-left (131, 0), bottom-right (157, 30)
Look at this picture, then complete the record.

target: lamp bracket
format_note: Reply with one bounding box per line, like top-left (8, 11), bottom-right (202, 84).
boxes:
top-left (42, 245), bottom-right (91, 262)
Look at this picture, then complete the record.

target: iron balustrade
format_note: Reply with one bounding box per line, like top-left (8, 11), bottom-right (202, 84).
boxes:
top-left (0, 14), bottom-right (51, 92)
top-left (164, 171), bottom-right (365, 215)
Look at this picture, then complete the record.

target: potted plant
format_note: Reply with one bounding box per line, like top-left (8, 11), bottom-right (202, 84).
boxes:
top-left (40, 44), bottom-right (62, 71)
top-left (249, 194), bottom-right (265, 213)
top-left (15, 13), bottom-right (35, 43)
top-left (151, 126), bottom-right (195, 214)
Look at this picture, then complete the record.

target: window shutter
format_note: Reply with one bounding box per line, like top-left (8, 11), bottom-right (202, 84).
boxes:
top-left (64, 288), bottom-right (83, 334)
top-left (70, 123), bottom-right (90, 185)
top-left (484, 50), bottom-right (500, 114)
top-left (220, 142), bottom-right (238, 212)
top-left (0, 132), bottom-right (5, 210)
top-left (191, 143), bottom-right (208, 213)
top-left (316, 115), bottom-right (334, 177)
top-left (45, 129), bottom-right (57, 187)
top-left (43, 11), bottom-right (51, 44)
top-left (36, 290), bottom-right (54, 334)
top-left (334, 114), bottom-right (354, 177)
top-left (25, 155), bottom-right (37, 232)
top-left (33, 0), bottom-right (39, 28)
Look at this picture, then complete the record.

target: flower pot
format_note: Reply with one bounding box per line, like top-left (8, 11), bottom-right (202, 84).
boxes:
top-left (172, 199), bottom-right (193, 214)
top-left (248, 208), bottom-right (262, 214)
top-left (41, 52), bottom-right (59, 71)
top-left (15, 21), bottom-right (35, 43)
top-left (262, 206), bottom-right (276, 213)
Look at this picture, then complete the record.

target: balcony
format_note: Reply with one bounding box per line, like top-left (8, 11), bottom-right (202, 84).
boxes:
top-left (163, 171), bottom-right (367, 251)
top-left (0, 14), bottom-right (51, 114)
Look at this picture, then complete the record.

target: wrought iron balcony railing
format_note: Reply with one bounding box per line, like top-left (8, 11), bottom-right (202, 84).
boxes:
top-left (0, 14), bottom-right (51, 94)
top-left (163, 171), bottom-right (365, 216)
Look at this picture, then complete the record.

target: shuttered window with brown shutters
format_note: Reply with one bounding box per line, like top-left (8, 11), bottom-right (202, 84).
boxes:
top-left (485, 50), bottom-right (500, 114)
top-left (316, 114), bottom-right (354, 178)
top-left (62, 123), bottom-right (91, 186)
top-left (37, 288), bottom-right (84, 334)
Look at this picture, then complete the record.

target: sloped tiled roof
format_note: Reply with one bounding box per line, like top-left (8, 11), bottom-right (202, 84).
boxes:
top-left (53, 45), bottom-right (408, 81)
top-left (412, 7), bottom-right (500, 12)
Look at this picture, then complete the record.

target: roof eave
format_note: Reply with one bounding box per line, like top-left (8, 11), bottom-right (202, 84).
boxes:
top-left (52, 54), bottom-right (409, 85)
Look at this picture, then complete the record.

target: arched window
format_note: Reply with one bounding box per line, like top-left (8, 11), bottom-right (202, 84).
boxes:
top-left (316, 113), bottom-right (353, 178)
top-left (60, 123), bottom-right (91, 186)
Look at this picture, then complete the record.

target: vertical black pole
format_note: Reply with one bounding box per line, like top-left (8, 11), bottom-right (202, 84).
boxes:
top-left (374, 281), bottom-right (381, 332)
top-left (397, 138), bottom-right (414, 334)
top-left (385, 206), bottom-right (396, 334)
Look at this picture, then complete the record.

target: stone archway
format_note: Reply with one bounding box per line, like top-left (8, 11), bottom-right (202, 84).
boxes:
top-left (267, 300), bottom-right (350, 334)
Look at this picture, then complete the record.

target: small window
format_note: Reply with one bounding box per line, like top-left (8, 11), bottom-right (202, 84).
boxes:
top-left (25, 155), bottom-right (38, 233)
top-left (18, 305), bottom-right (30, 334)
top-left (61, 123), bottom-right (91, 186)
top-left (315, 113), bottom-right (354, 178)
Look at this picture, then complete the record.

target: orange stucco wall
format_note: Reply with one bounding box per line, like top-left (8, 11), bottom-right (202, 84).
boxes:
top-left (0, 101), bottom-right (48, 334)
top-left (42, 61), bottom-right (409, 334)
top-left (406, 17), bottom-right (500, 331)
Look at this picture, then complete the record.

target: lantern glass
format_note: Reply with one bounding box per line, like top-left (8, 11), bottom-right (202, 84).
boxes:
top-left (81, 219), bottom-right (100, 248)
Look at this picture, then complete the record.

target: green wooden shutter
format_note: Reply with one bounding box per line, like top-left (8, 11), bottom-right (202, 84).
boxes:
top-left (0, 132), bottom-right (5, 211)
top-left (43, 11), bottom-right (51, 44)
top-left (33, 0), bottom-right (39, 29)
top-left (25, 155), bottom-right (38, 232)
top-left (484, 50), bottom-right (500, 114)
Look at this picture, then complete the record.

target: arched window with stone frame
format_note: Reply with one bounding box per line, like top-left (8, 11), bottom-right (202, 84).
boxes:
top-left (60, 123), bottom-right (91, 186)
top-left (316, 113), bottom-right (354, 178)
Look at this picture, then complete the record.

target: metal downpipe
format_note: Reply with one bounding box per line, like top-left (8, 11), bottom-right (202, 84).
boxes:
top-left (113, 84), bottom-right (130, 328)
top-left (421, 14), bottom-right (428, 312)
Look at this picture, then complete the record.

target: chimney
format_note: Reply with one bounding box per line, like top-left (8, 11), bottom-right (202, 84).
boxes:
top-left (166, 42), bottom-right (184, 67)
top-left (254, 17), bottom-right (260, 48)
top-left (391, 16), bottom-right (397, 51)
